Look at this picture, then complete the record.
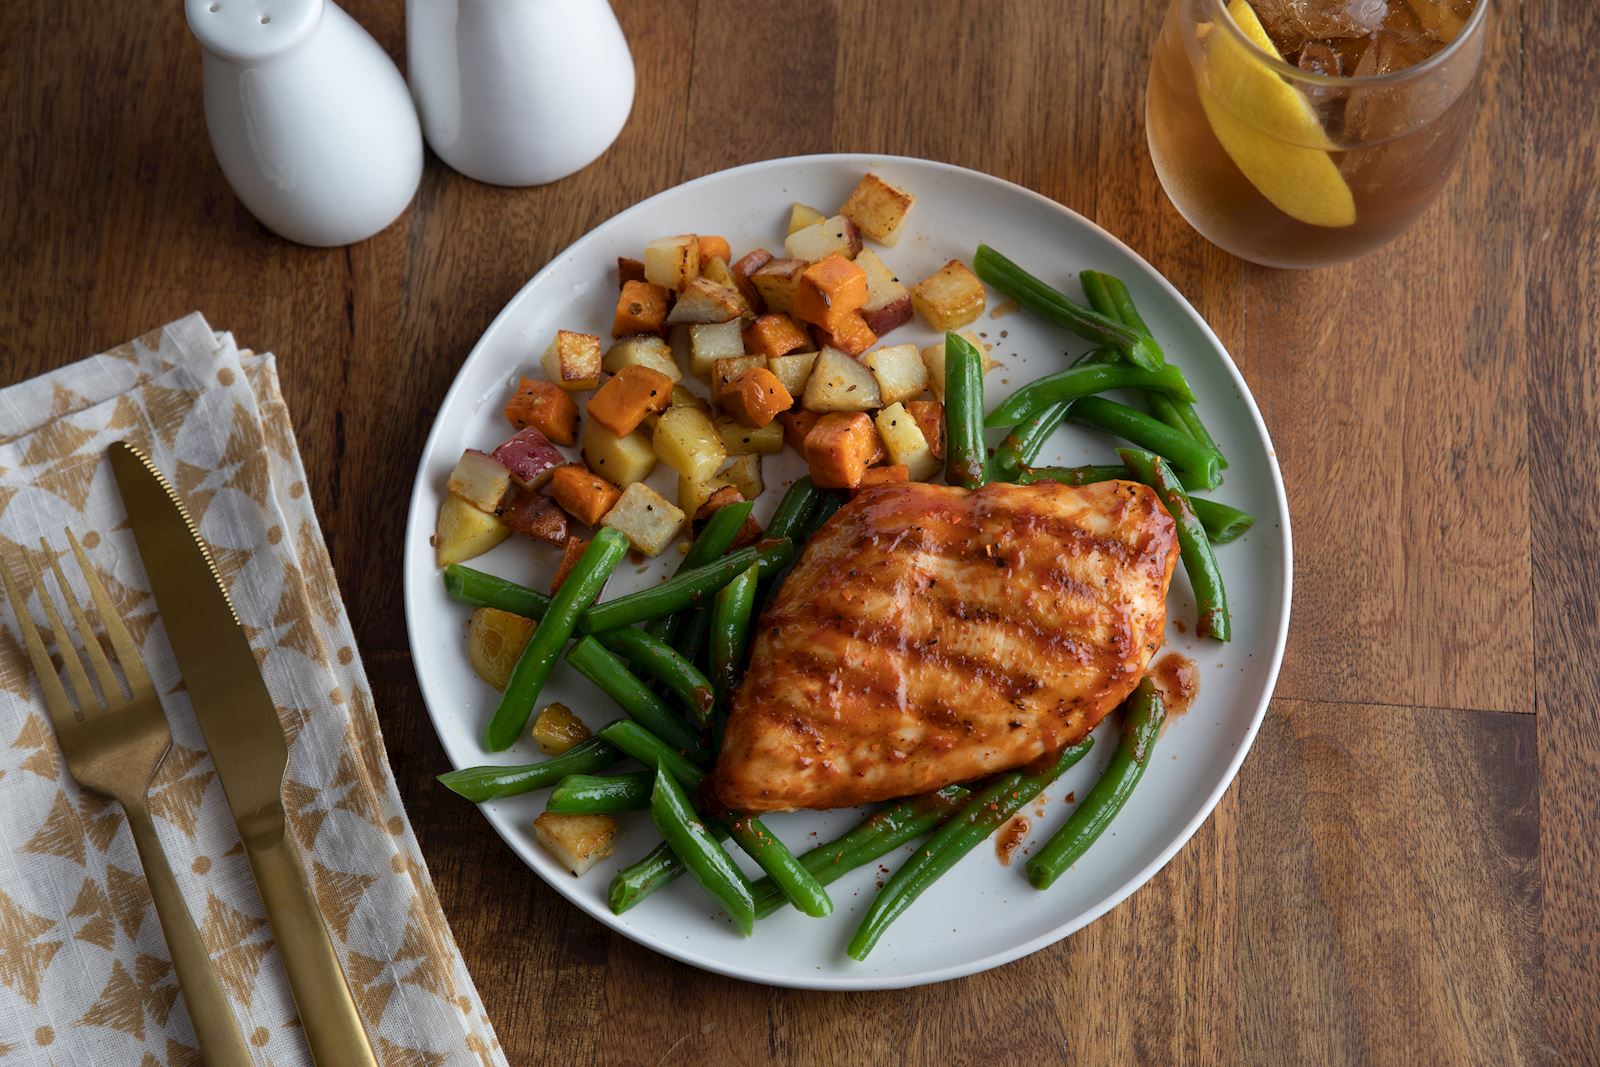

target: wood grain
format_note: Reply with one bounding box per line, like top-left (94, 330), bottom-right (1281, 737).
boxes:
top-left (0, 0), bottom-right (1581, 1061)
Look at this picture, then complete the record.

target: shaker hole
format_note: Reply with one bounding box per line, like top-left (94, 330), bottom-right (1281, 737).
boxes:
top-left (208, 3), bottom-right (219, 10)
top-left (259, 13), bottom-right (270, 22)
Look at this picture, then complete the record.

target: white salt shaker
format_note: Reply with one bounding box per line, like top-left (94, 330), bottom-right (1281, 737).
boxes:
top-left (407, 0), bottom-right (635, 187)
top-left (186, 0), bottom-right (423, 246)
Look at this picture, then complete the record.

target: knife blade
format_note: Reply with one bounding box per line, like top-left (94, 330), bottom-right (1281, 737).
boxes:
top-left (108, 441), bottom-right (377, 1067)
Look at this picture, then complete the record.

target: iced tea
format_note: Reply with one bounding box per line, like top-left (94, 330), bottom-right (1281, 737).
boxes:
top-left (1146, 0), bottom-right (1488, 267)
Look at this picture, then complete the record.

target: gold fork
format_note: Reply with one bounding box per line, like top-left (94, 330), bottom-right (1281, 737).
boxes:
top-left (2, 532), bottom-right (253, 1066)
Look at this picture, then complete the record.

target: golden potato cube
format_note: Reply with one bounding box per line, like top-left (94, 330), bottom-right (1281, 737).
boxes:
top-left (603, 334), bottom-right (682, 382)
top-left (652, 405), bottom-right (727, 482)
top-left (840, 172), bottom-right (916, 245)
top-left (716, 415), bottom-right (785, 456)
top-left (540, 330), bottom-right (604, 391)
top-left (875, 403), bottom-right (941, 481)
top-left (466, 607), bottom-right (535, 690)
top-left (910, 260), bottom-right (987, 332)
top-left (532, 701), bottom-right (591, 754)
top-left (787, 202), bottom-right (827, 235)
top-left (600, 482), bottom-right (687, 557)
top-left (861, 343), bottom-right (928, 406)
top-left (434, 493), bottom-right (510, 566)
top-left (802, 346), bottom-right (882, 413)
top-left (643, 234), bottom-right (700, 291)
top-left (582, 419), bottom-right (657, 486)
top-left (720, 454), bottom-right (763, 501)
top-left (533, 812), bottom-right (619, 876)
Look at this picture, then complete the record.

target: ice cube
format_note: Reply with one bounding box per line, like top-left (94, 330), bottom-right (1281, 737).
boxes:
top-left (1297, 40), bottom-right (1345, 76)
top-left (1250, 0), bottom-right (1390, 53)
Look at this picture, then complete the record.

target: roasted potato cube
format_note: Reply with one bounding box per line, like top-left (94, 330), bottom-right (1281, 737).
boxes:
top-left (549, 463), bottom-right (623, 527)
top-left (613, 280), bottom-right (672, 337)
top-left (793, 254), bottom-right (870, 333)
top-left (697, 235), bottom-right (732, 263)
top-left (750, 258), bottom-right (807, 314)
top-left (779, 408), bottom-right (823, 451)
top-left (855, 249), bottom-right (913, 336)
top-left (719, 367), bottom-right (792, 429)
top-left (533, 812), bottom-right (619, 877)
top-left (617, 257), bottom-right (647, 286)
top-left (497, 489), bottom-right (570, 545)
top-left (532, 701), bottom-right (591, 754)
top-left (678, 473), bottom-right (734, 516)
top-left (840, 172), bottom-right (916, 245)
top-left (803, 346), bottom-right (882, 412)
top-left (742, 313), bottom-right (810, 360)
top-left (862, 344), bottom-right (929, 406)
top-left (446, 450), bottom-right (513, 513)
top-left (904, 399), bottom-right (946, 460)
top-left (911, 260), bottom-right (987, 331)
top-left (466, 607), bottom-right (536, 690)
top-left (766, 351), bottom-right (818, 399)
top-left (787, 202), bottom-right (826, 235)
top-left (720, 453), bottom-right (763, 501)
top-left (587, 364), bottom-right (675, 437)
top-left (699, 258), bottom-right (748, 314)
top-left (803, 412), bottom-right (879, 490)
top-left (688, 320), bottom-right (745, 380)
top-left (603, 334), bottom-right (682, 383)
top-left (809, 312), bottom-right (877, 358)
top-left (857, 464), bottom-right (910, 491)
top-left (784, 214), bottom-right (862, 262)
top-left (715, 415), bottom-right (785, 456)
top-left (875, 403), bottom-right (941, 481)
top-left (504, 377), bottom-right (580, 445)
top-left (730, 248), bottom-right (773, 311)
top-left (665, 278), bottom-right (745, 326)
top-left (550, 536), bottom-right (587, 593)
top-left (652, 405), bottom-right (727, 483)
top-left (582, 420), bottom-right (657, 486)
top-left (434, 493), bottom-right (510, 566)
top-left (921, 331), bottom-right (997, 400)
top-left (643, 234), bottom-right (700, 291)
top-left (601, 482), bottom-right (687, 557)
top-left (492, 428), bottom-right (564, 490)
top-left (540, 330), bottom-right (604, 391)
top-left (710, 355), bottom-right (765, 397)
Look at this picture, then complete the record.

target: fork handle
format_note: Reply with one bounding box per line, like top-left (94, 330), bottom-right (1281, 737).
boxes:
top-left (244, 826), bottom-right (378, 1067)
top-left (124, 803), bottom-right (255, 1066)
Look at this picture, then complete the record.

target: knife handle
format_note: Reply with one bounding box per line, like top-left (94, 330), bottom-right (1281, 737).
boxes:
top-left (125, 803), bottom-right (255, 1067)
top-left (246, 826), bottom-right (378, 1067)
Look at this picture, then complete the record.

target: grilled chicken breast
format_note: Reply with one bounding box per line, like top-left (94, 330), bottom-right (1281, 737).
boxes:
top-left (715, 479), bottom-right (1178, 812)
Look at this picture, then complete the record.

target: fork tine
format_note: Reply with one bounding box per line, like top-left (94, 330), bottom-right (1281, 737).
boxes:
top-left (0, 551), bottom-right (79, 729)
top-left (44, 536), bottom-right (125, 706)
top-left (25, 550), bottom-right (100, 714)
top-left (68, 529), bottom-right (151, 696)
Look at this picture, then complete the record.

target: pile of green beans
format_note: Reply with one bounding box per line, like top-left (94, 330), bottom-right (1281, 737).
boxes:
top-left (984, 362), bottom-right (1195, 428)
top-left (565, 637), bottom-right (702, 753)
top-left (943, 331), bottom-right (989, 489)
top-left (1068, 396), bottom-right (1222, 490)
top-left (1027, 679), bottom-right (1166, 889)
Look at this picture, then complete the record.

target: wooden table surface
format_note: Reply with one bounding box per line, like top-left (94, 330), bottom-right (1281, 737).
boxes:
top-left (5, 0), bottom-right (1593, 1062)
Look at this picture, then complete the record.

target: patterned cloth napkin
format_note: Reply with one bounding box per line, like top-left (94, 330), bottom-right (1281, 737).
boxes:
top-left (0, 315), bottom-right (505, 1066)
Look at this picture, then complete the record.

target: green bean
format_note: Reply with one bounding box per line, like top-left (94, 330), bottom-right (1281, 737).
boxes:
top-left (710, 563), bottom-right (758, 734)
top-left (594, 627), bottom-right (716, 724)
top-left (1027, 679), bottom-right (1166, 889)
top-left (580, 539), bottom-right (795, 633)
top-left (650, 769), bottom-right (755, 935)
top-left (609, 834), bottom-right (726, 913)
top-left (990, 400), bottom-right (1071, 483)
top-left (765, 476), bottom-right (822, 540)
top-left (720, 812), bottom-right (832, 918)
top-left (645, 501), bottom-right (755, 646)
top-left (973, 245), bottom-right (1163, 369)
top-left (566, 637), bottom-right (702, 754)
top-left (798, 491), bottom-right (845, 540)
top-left (675, 609), bottom-right (712, 671)
top-left (751, 786), bottom-right (971, 919)
top-left (1190, 497), bottom-right (1255, 544)
top-left (1087, 271), bottom-right (1154, 339)
top-left (437, 734), bottom-right (618, 802)
top-left (985, 363), bottom-right (1196, 428)
top-left (545, 771), bottom-right (653, 814)
top-left (484, 529), bottom-right (629, 751)
top-left (1018, 464), bottom-right (1132, 488)
top-left (1118, 449), bottom-right (1230, 640)
top-left (943, 331), bottom-right (988, 489)
top-left (1165, 398), bottom-right (1227, 469)
top-left (595, 720), bottom-right (706, 786)
top-left (1071, 348), bottom-right (1119, 367)
top-left (846, 739), bottom-right (1095, 960)
top-left (443, 564), bottom-right (552, 619)
top-left (1068, 397), bottom-right (1222, 490)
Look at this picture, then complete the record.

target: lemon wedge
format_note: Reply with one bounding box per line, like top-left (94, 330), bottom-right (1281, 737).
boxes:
top-left (1198, 0), bottom-right (1356, 228)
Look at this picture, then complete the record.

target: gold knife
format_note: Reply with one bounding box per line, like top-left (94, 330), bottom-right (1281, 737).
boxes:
top-left (108, 441), bottom-right (378, 1067)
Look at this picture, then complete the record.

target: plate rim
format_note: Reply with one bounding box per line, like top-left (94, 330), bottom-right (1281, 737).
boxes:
top-left (402, 151), bottom-right (1294, 990)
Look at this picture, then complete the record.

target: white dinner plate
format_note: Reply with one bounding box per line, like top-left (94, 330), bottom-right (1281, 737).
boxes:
top-left (403, 154), bottom-right (1291, 990)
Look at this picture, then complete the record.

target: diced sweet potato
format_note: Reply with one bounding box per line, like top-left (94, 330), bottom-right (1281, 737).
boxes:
top-left (809, 312), bottom-right (876, 358)
top-left (793, 254), bottom-right (870, 333)
top-left (905, 399), bottom-right (945, 460)
top-left (612, 280), bottom-right (671, 338)
top-left (856, 464), bottom-right (910, 491)
top-left (840, 172), bottom-right (916, 245)
top-left (730, 249), bottom-right (773, 312)
top-left (742, 313), bottom-right (810, 360)
top-left (643, 235), bottom-right (700, 291)
top-left (910, 260), bottom-right (987, 331)
top-left (497, 490), bottom-right (570, 545)
top-left (504, 377), bottom-right (580, 445)
top-left (719, 367), bottom-right (792, 429)
top-left (551, 536), bottom-right (588, 593)
top-left (779, 409), bottom-right (823, 451)
top-left (587, 365), bottom-right (674, 437)
top-left (549, 463), bottom-right (623, 526)
top-left (697, 235), bottom-right (732, 263)
top-left (617, 257), bottom-right (647, 286)
top-left (541, 330), bottom-right (604, 391)
top-left (750, 258), bottom-right (807, 314)
top-left (803, 412), bottom-right (879, 490)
